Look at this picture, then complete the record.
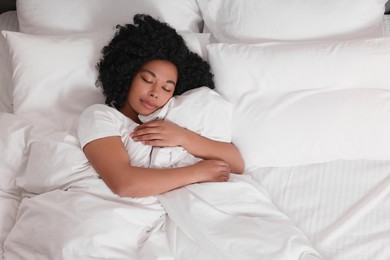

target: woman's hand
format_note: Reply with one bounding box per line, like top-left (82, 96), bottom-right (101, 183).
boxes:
top-left (191, 159), bottom-right (231, 183)
top-left (130, 120), bottom-right (187, 147)
top-left (131, 119), bottom-right (245, 174)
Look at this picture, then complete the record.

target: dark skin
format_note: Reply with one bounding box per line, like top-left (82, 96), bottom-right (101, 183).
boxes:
top-left (83, 59), bottom-right (244, 198)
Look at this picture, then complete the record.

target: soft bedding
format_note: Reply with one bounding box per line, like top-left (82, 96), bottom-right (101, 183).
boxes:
top-left (249, 160), bottom-right (390, 260)
top-left (208, 38), bottom-right (390, 169)
top-left (1, 2), bottom-right (390, 260)
top-left (0, 113), bottom-right (33, 257)
top-left (2, 88), bottom-right (322, 259)
top-left (197, 0), bottom-right (387, 42)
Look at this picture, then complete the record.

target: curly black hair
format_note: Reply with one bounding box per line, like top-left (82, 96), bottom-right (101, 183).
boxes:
top-left (96, 14), bottom-right (215, 108)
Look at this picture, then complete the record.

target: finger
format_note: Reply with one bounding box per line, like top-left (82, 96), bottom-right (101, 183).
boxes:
top-left (215, 160), bottom-right (229, 167)
top-left (137, 120), bottom-right (164, 129)
top-left (131, 127), bottom-right (161, 138)
top-left (218, 163), bottom-right (231, 173)
top-left (134, 124), bottom-right (159, 132)
top-left (132, 133), bottom-right (162, 142)
top-left (217, 175), bottom-right (229, 182)
top-left (141, 139), bottom-right (169, 147)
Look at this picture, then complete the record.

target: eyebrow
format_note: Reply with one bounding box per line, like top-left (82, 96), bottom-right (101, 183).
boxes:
top-left (141, 69), bottom-right (176, 86)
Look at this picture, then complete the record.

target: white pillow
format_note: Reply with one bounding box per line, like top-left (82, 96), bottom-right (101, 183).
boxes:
top-left (3, 30), bottom-right (210, 132)
top-left (139, 87), bottom-right (232, 169)
top-left (197, 0), bottom-right (387, 43)
top-left (183, 33), bottom-right (211, 60)
top-left (207, 38), bottom-right (390, 169)
top-left (140, 87), bottom-right (232, 143)
top-left (3, 31), bottom-right (113, 132)
top-left (17, 0), bottom-right (203, 34)
top-left (209, 38), bottom-right (390, 100)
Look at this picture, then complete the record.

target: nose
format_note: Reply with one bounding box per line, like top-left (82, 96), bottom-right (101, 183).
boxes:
top-left (148, 85), bottom-right (158, 98)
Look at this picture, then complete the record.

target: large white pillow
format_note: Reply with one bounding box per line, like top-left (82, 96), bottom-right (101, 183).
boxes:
top-left (17, 0), bottom-right (203, 34)
top-left (209, 38), bottom-right (390, 100)
top-left (207, 38), bottom-right (390, 169)
top-left (197, 0), bottom-right (387, 43)
top-left (2, 30), bottom-right (114, 132)
top-left (139, 87), bottom-right (232, 169)
top-left (3, 30), bottom-right (210, 132)
top-left (140, 87), bottom-right (232, 143)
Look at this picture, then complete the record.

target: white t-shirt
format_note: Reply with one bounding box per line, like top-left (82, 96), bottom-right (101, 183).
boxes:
top-left (78, 88), bottom-right (233, 170)
top-left (77, 104), bottom-right (152, 167)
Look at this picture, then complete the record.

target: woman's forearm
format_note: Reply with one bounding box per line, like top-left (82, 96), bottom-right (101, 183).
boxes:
top-left (84, 136), bottom-right (232, 198)
top-left (181, 130), bottom-right (245, 174)
top-left (108, 165), bottom-right (198, 197)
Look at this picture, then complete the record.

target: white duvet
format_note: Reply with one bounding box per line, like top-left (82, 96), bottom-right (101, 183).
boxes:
top-left (1, 88), bottom-right (322, 259)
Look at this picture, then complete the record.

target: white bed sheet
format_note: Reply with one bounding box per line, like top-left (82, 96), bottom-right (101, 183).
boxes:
top-left (249, 159), bottom-right (390, 260)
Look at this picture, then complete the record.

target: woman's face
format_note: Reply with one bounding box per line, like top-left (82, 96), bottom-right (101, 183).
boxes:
top-left (119, 59), bottom-right (178, 122)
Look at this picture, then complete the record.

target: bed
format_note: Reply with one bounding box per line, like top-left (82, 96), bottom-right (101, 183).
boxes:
top-left (1, 1), bottom-right (390, 259)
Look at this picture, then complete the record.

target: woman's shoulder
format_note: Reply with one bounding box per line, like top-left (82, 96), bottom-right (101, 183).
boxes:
top-left (83, 103), bottom-right (114, 113)
top-left (81, 103), bottom-right (121, 119)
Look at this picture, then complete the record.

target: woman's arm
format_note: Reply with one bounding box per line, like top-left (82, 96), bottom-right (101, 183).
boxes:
top-left (180, 129), bottom-right (244, 174)
top-left (130, 120), bottom-right (245, 173)
top-left (83, 136), bottom-right (231, 198)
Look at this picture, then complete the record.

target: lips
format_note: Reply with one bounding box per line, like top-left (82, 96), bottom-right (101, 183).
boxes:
top-left (140, 99), bottom-right (157, 110)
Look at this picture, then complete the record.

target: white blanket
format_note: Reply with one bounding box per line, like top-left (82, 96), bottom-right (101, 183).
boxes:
top-left (4, 133), bottom-right (321, 259)
top-left (158, 175), bottom-right (322, 260)
top-left (2, 88), bottom-right (322, 259)
top-left (3, 129), bottom-right (170, 259)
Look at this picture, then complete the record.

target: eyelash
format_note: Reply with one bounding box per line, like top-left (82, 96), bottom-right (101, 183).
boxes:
top-left (142, 76), bottom-right (171, 93)
top-left (162, 87), bottom-right (171, 93)
top-left (141, 76), bottom-right (153, 84)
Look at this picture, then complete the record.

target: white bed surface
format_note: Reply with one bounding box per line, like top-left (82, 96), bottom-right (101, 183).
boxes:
top-left (249, 159), bottom-right (390, 260)
top-left (1, 112), bottom-right (389, 259)
top-left (1, 10), bottom-right (390, 260)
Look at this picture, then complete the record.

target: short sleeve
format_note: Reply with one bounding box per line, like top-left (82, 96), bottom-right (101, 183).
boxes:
top-left (77, 104), bottom-right (122, 148)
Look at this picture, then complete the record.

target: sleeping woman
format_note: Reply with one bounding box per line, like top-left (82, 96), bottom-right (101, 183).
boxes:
top-left (77, 14), bottom-right (244, 198)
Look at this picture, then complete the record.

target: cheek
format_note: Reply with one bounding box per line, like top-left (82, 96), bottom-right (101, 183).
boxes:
top-left (157, 93), bottom-right (173, 107)
top-left (129, 80), bottom-right (147, 97)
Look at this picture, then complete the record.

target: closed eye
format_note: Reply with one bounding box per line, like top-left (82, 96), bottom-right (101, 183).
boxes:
top-left (162, 86), bottom-right (172, 93)
top-left (141, 76), bottom-right (153, 84)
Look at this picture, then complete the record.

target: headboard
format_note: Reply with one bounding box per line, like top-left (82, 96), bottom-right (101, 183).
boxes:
top-left (1, 0), bottom-right (390, 14)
